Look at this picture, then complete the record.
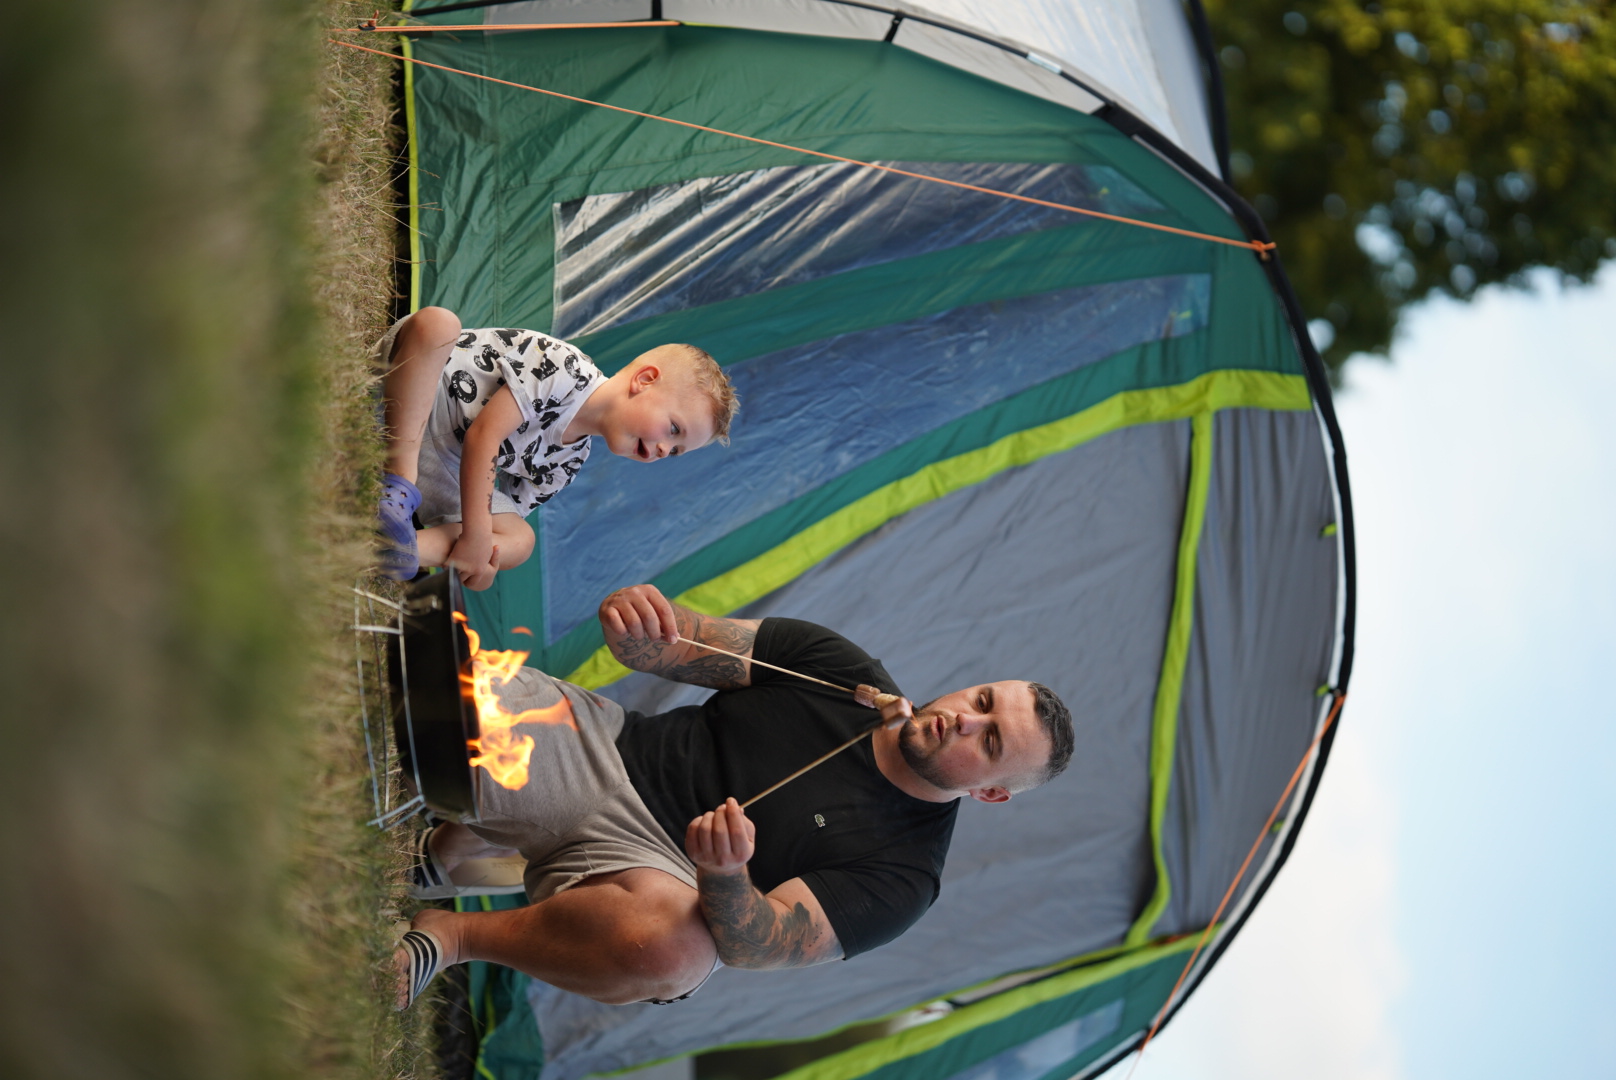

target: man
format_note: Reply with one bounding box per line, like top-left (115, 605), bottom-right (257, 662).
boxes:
top-left (396, 583), bottom-right (1074, 1007)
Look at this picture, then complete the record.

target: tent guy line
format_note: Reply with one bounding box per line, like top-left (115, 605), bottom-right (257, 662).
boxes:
top-left (328, 37), bottom-right (1277, 256)
top-left (335, 18), bottom-right (679, 33)
top-left (1125, 690), bottom-right (1348, 1078)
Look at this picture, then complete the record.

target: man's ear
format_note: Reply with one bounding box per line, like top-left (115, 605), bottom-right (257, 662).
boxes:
top-left (968, 786), bottom-right (1011, 805)
top-left (628, 363), bottom-right (661, 393)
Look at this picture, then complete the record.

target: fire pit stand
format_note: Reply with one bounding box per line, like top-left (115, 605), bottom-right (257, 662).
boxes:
top-left (352, 571), bottom-right (485, 827)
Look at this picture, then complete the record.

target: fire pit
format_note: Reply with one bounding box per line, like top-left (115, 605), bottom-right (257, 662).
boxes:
top-left (388, 571), bottom-right (484, 822)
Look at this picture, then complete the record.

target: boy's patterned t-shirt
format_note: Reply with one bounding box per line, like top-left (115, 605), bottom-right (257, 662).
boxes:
top-left (439, 327), bottom-right (606, 514)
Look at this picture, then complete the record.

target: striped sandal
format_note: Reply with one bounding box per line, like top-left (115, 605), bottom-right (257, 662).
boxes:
top-left (396, 927), bottom-right (445, 1009)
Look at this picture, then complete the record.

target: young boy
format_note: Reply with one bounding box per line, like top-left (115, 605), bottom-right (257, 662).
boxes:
top-left (376, 306), bottom-right (737, 589)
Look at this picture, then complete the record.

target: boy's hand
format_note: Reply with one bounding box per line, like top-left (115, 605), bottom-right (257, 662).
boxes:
top-left (448, 534), bottom-right (500, 591)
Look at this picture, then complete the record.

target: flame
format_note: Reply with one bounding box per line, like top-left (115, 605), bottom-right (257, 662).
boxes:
top-left (453, 611), bottom-right (575, 789)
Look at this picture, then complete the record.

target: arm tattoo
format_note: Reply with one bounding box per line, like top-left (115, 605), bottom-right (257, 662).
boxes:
top-left (614, 609), bottom-right (756, 689)
top-left (698, 871), bottom-right (842, 970)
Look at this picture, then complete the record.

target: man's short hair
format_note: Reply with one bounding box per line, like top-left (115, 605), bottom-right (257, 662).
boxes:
top-left (1021, 682), bottom-right (1074, 791)
top-left (663, 344), bottom-right (738, 445)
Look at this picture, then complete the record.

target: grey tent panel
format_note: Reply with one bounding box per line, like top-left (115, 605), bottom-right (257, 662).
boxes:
top-left (552, 421), bottom-right (1191, 1079)
top-left (542, 274), bottom-right (1209, 642)
top-left (1154, 408), bottom-right (1339, 937)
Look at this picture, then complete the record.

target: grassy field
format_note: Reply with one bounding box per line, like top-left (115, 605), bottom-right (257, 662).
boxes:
top-left (0, 2), bottom-right (434, 1076)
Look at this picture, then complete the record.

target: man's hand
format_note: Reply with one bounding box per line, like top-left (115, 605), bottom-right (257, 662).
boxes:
top-left (685, 797), bottom-right (756, 876)
top-left (598, 586), bottom-right (760, 689)
top-left (685, 800), bottom-right (844, 970)
top-left (447, 534), bottom-right (500, 591)
top-left (599, 584), bottom-right (680, 645)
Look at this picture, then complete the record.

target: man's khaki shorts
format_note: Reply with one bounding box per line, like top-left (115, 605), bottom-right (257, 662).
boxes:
top-left (464, 666), bottom-right (700, 904)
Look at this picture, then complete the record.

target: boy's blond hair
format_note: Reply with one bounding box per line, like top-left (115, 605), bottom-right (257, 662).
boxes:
top-left (654, 343), bottom-right (739, 445)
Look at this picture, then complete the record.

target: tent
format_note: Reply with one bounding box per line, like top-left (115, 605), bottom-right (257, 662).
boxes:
top-left (390, 1), bottom-right (1356, 1077)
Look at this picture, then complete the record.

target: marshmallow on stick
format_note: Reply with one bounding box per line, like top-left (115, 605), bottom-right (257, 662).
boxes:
top-left (854, 684), bottom-right (901, 709)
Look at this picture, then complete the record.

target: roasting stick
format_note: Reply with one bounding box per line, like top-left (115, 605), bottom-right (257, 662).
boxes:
top-left (740, 718), bottom-right (888, 809)
top-left (670, 635), bottom-right (909, 809)
top-left (674, 636), bottom-right (901, 709)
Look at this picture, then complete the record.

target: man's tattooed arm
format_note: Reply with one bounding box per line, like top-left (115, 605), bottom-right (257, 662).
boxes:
top-left (599, 585), bottom-right (760, 689)
top-left (697, 871), bottom-right (844, 970)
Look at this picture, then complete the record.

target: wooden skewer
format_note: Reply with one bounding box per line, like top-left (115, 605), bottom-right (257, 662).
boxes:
top-left (674, 636), bottom-right (900, 709)
top-left (741, 718), bottom-right (887, 810)
top-left (671, 636), bottom-right (908, 809)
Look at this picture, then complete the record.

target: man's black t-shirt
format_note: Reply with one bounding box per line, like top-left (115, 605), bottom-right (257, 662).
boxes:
top-left (615, 618), bottom-right (958, 958)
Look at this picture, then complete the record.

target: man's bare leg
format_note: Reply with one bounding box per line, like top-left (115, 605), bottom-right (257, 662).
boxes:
top-left (382, 306), bottom-right (462, 484)
top-left (399, 868), bottom-right (715, 1006)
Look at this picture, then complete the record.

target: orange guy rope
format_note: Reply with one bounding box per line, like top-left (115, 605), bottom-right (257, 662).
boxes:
top-left (335, 20), bottom-right (679, 33)
top-left (1124, 691), bottom-right (1347, 1079)
top-left (328, 37), bottom-right (1275, 256)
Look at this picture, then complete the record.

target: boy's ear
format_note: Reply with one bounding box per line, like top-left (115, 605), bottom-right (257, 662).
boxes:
top-left (628, 363), bottom-right (660, 393)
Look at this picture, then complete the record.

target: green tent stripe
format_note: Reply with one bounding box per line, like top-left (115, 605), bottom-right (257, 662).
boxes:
top-left (566, 371), bottom-right (1306, 687)
top-left (1124, 411), bottom-right (1214, 948)
top-left (773, 937), bottom-right (1200, 1080)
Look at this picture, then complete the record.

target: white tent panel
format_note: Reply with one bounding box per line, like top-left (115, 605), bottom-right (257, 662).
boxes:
top-left (665, 0), bottom-right (895, 40)
top-left (480, 0), bottom-right (1220, 172)
top-left (890, 15), bottom-right (1104, 116)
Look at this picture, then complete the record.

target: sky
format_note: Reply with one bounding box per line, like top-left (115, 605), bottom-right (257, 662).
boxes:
top-left (1135, 266), bottom-right (1616, 1080)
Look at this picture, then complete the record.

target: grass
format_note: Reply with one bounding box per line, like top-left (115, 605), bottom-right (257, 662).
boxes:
top-left (0, 2), bottom-right (441, 1076)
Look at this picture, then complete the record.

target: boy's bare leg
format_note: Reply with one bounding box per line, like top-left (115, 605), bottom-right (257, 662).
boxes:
top-left (417, 514), bottom-right (536, 571)
top-left (402, 868), bottom-right (716, 1006)
top-left (382, 306), bottom-right (462, 483)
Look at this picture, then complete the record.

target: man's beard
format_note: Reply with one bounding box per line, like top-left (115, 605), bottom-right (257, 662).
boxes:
top-left (897, 699), bottom-right (953, 790)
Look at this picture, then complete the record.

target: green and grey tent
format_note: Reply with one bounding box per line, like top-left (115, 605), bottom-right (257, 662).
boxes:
top-left (390, 1), bottom-right (1356, 1077)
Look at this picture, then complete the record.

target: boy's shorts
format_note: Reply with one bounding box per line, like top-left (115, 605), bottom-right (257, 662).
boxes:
top-left (374, 315), bottom-right (525, 528)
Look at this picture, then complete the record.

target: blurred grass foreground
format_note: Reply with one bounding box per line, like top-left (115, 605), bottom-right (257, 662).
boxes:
top-left (0, 3), bottom-right (424, 1077)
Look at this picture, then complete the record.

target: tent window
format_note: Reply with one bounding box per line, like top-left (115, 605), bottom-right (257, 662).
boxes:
top-left (552, 162), bottom-right (1163, 337)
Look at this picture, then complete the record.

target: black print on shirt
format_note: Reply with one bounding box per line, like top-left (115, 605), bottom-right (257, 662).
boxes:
top-left (448, 370), bottom-right (477, 403)
top-left (533, 356), bottom-right (558, 381)
top-left (475, 345), bottom-right (500, 372)
top-left (456, 331), bottom-right (476, 349)
top-left (563, 353), bottom-right (592, 392)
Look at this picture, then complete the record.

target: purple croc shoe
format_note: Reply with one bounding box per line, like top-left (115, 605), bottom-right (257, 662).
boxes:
top-left (377, 472), bottom-right (422, 580)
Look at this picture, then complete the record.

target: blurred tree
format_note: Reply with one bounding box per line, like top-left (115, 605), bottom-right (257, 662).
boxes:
top-left (1204, 0), bottom-right (1616, 368)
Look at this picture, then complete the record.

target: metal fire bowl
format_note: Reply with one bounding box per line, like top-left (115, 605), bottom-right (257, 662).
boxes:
top-left (389, 571), bottom-right (483, 821)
